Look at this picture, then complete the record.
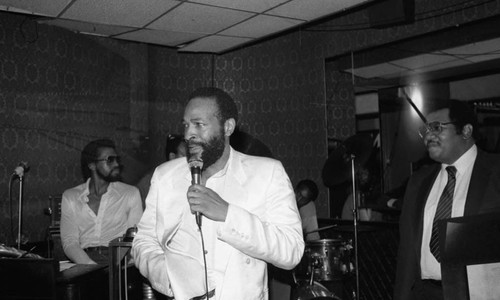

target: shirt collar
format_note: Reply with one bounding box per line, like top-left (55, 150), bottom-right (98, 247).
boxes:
top-left (441, 144), bottom-right (477, 176)
top-left (80, 178), bottom-right (116, 203)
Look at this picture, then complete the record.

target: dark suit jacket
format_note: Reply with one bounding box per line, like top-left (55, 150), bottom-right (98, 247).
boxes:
top-left (393, 149), bottom-right (500, 300)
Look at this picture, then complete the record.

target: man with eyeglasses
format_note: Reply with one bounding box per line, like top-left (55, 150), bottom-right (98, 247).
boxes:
top-left (61, 138), bottom-right (143, 264)
top-left (394, 100), bottom-right (500, 300)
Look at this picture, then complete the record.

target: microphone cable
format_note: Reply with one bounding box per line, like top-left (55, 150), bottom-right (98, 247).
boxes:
top-left (197, 222), bottom-right (210, 300)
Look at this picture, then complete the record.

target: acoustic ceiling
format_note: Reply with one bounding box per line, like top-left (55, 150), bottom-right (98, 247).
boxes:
top-left (0, 0), bottom-right (370, 53)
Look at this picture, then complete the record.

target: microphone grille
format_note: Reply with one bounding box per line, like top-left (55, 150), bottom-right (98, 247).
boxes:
top-left (188, 158), bottom-right (203, 169)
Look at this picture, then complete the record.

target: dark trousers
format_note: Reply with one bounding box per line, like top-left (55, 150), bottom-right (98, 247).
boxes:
top-left (412, 279), bottom-right (444, 300)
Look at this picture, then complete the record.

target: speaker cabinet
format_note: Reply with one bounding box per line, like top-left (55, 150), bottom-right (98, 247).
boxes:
top-left (368, 0), bottom-right (415, 28)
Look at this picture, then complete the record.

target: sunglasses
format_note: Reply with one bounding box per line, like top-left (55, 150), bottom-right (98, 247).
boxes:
top-left (95, 155), bottom-right (121, 164)
top-left (418, 121), bottom-right (456, 138)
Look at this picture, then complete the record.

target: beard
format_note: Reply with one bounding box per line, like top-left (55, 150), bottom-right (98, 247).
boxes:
top-left (187, 128), bottom-right (226, 171)
top-left (96, 166), bottom-right (122, 182)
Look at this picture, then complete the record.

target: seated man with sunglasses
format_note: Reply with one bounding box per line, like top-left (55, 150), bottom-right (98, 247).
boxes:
top-left (61, 139), bottom-right (143, 264)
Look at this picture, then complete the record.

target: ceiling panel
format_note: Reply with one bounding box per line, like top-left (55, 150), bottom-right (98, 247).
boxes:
top-left (349, 63), bottom-right (407, 79)
top-left (268, 0), bottom-right (368, 21)
top-left (61, 0), bottom-right (179, 28)
top-left (413, 58), bottom-right (474, 73)
top-left (115, 29), bottom-right (206, 47)
top-left (189, 0), bottom-right (289, 13)
top-left (0, 0), bottom-right (69, 16)
top-left (147, 2), bottom-right (254, 34)
top-left (38, 18), bottom-right (135, 37)
top-left (220, 14), bottom-right (303, 39)
top-left (391, 53), bottom-right (458, 70)
top-left (179, 35), bottom-right (253, 53)
top-left (0, 0), bottom-right (376, 53)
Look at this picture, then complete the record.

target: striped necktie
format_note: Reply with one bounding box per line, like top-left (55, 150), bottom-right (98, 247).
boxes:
top-left (429, 165), bottom-right (457, 262)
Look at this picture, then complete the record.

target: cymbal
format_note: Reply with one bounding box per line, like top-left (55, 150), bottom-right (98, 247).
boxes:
top-left (322, 133), bottom-right (374, 186)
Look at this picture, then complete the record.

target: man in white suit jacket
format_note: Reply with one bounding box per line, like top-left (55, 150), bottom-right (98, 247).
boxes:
top-left (132, 87), bottom-right (304, 300)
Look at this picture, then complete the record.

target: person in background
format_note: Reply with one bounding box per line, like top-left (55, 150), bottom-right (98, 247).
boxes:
top-left (295, 179), bottom-right (321, 241)
top-left (60, 139), bottom-right (143, 264)
top-left (341, 167), bottom-right (383, 222)
top-left (132, 87), bottom-right (304, 300)
top-left (394, 99), bottom-right (500, 300)
top-left (136, 134), bottom-right (187, 206)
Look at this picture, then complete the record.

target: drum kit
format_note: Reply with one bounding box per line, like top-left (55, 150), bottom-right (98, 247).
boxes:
top-left (290, 237), bottom-right (354, 300)
top-left (291, 134), bottom-right (378, 300)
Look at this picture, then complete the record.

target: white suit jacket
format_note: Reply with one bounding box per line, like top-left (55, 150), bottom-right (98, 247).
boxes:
top-left (132, 148), bottom-right (304, 300)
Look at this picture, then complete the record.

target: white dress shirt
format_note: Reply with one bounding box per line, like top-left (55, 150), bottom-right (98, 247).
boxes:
top-left (421, 145), bottom-right (477, 279)
top-left (61, 179), bottom-right (143, 262)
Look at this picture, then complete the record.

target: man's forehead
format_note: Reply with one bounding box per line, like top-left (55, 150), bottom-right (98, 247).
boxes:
top-left (185, 97), bottom-right (218, 117)
top-left (98, 147), bottom-right (116, 157)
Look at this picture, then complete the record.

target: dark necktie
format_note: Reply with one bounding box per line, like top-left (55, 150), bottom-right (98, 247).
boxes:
top-left (429, 166), bottom-right (457, 262)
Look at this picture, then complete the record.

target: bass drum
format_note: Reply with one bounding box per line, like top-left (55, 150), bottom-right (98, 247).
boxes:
top-left (294, 239), bottom-right (353, 282)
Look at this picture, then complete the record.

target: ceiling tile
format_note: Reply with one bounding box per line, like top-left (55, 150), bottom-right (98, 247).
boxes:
top-left (268, 0), bottom-right (369, 21)
top-left (148, 2), bottom-right (254, 34)
top-left (444, 37), bottom-right (500, 56)
top-left (220, 14), bottom-right (303, 38)
top-left (0, 0), bottom-right (70, 16)
top-left (347, 63), bottom-right (407, 79)
top-left (179, 35), bottom-right (253, 53)
top-left (60, 0), bottom-right (179, 28)
top-left (414, 58), bottom-right (475, 73)
top-left (188, 0), bottom-right (289, 13)
top-left (391, 53), bottom-right (457, 70)
top-left (115, 29), bottom-right (205, 47)
top-left (38, 18), bottom-right (134, 36)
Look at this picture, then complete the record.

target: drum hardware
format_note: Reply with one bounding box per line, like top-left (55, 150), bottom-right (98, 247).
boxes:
top-left (348, 154), bottom-right (360, 300)
top-left (291, 262), bottom-right (343, 300)
top-left (305, 225), bottom-right (338, 235)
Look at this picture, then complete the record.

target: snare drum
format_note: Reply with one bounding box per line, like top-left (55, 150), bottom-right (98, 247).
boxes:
top-left (294, 239), bottom-right (353, 281)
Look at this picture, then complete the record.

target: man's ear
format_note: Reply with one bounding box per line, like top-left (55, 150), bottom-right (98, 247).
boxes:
top-left (224, 118), bottom-right (236, 137)
top-left (462, 124), bottom-right (473, 139)
top-left (88, 162), bottom-right (96, 172)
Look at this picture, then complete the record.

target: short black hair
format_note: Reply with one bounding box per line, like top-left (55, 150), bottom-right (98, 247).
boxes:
top-left (437, 99), bottom-right (479, 141)
top-left (296, 179), bottom-right (319, 202)
top-left (188, 87), bottom-right (239, 125)
top-left (80, 139), bottom-right (115, 180)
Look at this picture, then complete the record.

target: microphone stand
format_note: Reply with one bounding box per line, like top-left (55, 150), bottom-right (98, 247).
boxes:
top-left (17, 174), bottom-right (24, 250)
top-left (349, 154), bottom-right (360, 300)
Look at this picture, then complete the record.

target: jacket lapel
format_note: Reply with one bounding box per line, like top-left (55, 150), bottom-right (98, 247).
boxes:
top-left (464, 151), bottom-right (490, 215)
top-left (414, 165), bottom-right (440, 260)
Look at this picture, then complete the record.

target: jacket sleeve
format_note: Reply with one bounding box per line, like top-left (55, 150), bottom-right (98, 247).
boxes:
top-left (131, 171), bottom-right (174, 297)
top-left (217, 160), bottom-right (305, 270)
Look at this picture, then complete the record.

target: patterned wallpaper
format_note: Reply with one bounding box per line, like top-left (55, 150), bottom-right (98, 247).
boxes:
top-left (1, 0), bottom-right (500, 244)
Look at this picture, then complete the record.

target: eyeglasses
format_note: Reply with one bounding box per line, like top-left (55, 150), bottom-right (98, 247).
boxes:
top-left (418, 121), bottom-right (456, 138)
top-left (95, 155), bottom-right (121, 164)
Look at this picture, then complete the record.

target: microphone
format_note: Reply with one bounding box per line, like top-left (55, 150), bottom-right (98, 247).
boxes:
top-left (13, 161), bottom-right (30, 177)
top-left (188, 158), bottom-right (204, 227)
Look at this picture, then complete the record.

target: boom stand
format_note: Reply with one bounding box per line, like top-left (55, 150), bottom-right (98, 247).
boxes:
top-left (349, 154), bottom-right (360, 300)
top-left (17, 175), bottom-right (24, 250)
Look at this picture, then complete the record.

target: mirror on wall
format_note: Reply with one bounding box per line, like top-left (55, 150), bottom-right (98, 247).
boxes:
top-left (325, 15), bottom-right (500, 211)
